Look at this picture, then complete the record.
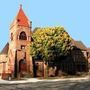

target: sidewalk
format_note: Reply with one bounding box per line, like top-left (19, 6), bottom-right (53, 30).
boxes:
top-left (0, 76), bottom-right (89, 85)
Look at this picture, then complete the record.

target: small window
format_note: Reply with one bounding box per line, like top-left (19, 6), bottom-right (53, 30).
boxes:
top-left (11, 33), bottom-right (13, 41)
top-left (17, 19), bottom-right (20, 22)
top-left (21, 45), bottom-right (26, 50)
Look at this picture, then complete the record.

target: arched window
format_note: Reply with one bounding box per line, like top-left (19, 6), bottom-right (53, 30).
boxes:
top-left (19, 31), bottom-right (27, 40)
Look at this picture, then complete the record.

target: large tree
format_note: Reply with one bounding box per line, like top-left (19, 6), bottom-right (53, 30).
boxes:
top-left (30, 26), bottom-right (72, 62)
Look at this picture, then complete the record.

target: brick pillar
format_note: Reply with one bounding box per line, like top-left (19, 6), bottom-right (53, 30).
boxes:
top-left (2, 62), bottom-right (6, 79)
top-left (29, 56), bottom-right (33, 77)
top-left (44, 61), bottom-right (48, 78)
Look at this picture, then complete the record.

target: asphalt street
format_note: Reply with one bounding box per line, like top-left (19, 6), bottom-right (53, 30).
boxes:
top-left (0, 78), bottom-right (90, 90)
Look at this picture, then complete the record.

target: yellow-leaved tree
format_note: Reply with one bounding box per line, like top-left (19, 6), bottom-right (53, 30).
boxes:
top-left (30, 26), bottom-right (72, 62)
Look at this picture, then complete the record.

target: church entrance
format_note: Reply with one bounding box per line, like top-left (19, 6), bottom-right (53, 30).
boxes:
top-left (19, 59), bottom-right (27, 77)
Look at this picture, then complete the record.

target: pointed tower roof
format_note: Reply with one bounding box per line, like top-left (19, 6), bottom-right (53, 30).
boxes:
top-left (11, 5), bottom-right (30, 27)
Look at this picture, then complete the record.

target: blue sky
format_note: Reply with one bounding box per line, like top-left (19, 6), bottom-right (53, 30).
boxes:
top-left (0, 0), bottom-right (90, 50)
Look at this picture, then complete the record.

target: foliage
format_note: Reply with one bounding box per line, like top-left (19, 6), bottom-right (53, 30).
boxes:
top-left (30, 26), bottom-right (72, 62)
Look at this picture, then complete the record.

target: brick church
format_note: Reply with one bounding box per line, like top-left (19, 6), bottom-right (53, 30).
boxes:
top-left (0, 5), bottom-right (89, 79)
top-left (0, 5), bottom-right (33, 79)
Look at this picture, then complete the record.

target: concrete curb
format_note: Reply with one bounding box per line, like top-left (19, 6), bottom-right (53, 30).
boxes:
top-left (0, 76), bottom-right (89, 85)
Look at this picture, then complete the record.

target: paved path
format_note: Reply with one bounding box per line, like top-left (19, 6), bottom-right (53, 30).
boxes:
top-left (0, 76), bottom-right (90, 90)
top-left (0, 79), bottom-right (90, 90)
top-left (0, 76), bottom-right (89, 84)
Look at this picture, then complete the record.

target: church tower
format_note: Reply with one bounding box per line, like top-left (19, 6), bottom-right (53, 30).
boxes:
top-left (9, 5), bottom-right (32, 77)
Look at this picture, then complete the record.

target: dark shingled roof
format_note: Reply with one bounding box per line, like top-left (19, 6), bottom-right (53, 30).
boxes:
top-left (71, 40), bottom-right (87, 50)
top-left (0, 43), bottom-right (9, 54)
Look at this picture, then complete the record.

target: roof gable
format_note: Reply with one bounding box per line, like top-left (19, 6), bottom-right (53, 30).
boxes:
top-left (71, 40), bottom-right (87, 50)
top-left (0, 43), bottom-right (9, 54)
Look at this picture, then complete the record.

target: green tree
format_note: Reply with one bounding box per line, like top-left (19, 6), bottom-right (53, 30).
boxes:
top-left (30, 26), bottom-right (72, 62)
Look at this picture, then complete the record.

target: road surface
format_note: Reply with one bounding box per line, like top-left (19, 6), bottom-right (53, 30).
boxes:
top-left (0, 78), bottom-right (90, 90)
